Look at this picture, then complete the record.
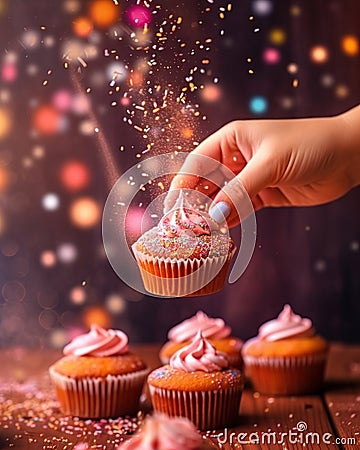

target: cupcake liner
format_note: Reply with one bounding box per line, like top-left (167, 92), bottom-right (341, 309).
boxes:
top-left (49, 366), bottom-right (149, 418)
top-left (243, 353), bottom-right (327, 395)
top-left (132, 245), bottom-right (234, 297)
top-left (148, 385), bottom-right (243, 430)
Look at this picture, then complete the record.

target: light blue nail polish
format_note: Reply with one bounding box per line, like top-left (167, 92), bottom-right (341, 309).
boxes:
top-left (209, 202), bottom-right (231, 223)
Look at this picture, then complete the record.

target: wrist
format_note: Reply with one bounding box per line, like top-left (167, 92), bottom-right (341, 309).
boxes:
top-left (336, 106), bottom-right (360, 188)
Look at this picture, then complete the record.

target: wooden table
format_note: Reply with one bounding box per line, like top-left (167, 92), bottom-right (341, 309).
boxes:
top-left (0, 344), bottom-right (359, 449)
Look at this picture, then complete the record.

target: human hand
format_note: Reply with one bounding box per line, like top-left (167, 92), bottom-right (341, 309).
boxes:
top-left (164, 106), bottom-right (360, 228)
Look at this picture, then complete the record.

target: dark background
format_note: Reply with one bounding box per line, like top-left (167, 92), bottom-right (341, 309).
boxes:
top-left (0, 0), bottom-right (359, 349)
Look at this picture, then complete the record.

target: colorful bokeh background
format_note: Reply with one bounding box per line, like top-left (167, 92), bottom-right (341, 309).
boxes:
top-left (0, 0), bottom-right (359, 349)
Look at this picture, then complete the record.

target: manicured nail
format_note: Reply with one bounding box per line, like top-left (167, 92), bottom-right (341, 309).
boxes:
top-left (209, 202), bottom-right (231, 223)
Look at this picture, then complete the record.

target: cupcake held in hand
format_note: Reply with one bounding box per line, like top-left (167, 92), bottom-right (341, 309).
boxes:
top-left (49, 325), bottom-right (148, 418)
top-left (132, 190), bottom-right (235, 297)
top-left (148, 330), bottom-right (244, 430)
top-left (242, 304), bottom-right (329, 395)
top-left (117, 413), bottom-right (218, 449)
top-left (160, 311), bottom-right (243, 368)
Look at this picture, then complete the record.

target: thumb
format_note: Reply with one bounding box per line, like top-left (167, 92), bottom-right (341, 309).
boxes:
top-left (209, 151), bottom-right (274, 224)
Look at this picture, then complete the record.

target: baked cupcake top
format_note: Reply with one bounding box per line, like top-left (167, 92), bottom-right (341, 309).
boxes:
top-left (167, 311), bottom-right (231, 342)
top-left (117, 413), bottom-right (207, 450)
top-left (148, 332), bottom-right (243, 391)
top-left (51, 325), bottom-right (147, 377)
top-left (257, 304), bottom-right (314, 342)
top-left (242, 305), bottom-right (328, 357)
top-left (132, 191), bottom-right (234, 260)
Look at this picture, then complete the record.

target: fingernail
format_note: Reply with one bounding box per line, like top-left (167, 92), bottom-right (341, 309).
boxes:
top-left (209, 202), bottom-right (231, 223)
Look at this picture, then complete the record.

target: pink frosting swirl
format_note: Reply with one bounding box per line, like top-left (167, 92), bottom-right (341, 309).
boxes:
top-left (170, 330), bottom-right (229, 372)
top-left (63, 324), bottom-right (129, 357)
top-left (258, 304), bottom-right (315, 342)
top-left (168, 310), bottom-right (231, 342)
top-left (118, 413), bottom-right (202, 450)
top-left (158, 190), bottom-right (211, 237)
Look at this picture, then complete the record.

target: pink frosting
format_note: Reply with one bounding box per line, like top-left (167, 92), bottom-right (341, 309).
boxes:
top-left (63, 324), bottom-right (129, 357)
top-left (258, 305), bottom-right (315, 342)
top-left (168, 311), bottom-right (231, 342)
top-left (117, 413), bottom-right (202, 450)
top-left (158, 190), bottom-right (211, 237)
top-left (170, 330), bottom-right (229, 372)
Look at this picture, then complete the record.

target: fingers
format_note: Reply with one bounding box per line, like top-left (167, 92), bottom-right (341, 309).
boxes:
top-left (163, 124), bottom-right (240, 213)
top-left (209, 151), bottom-right (275, 225)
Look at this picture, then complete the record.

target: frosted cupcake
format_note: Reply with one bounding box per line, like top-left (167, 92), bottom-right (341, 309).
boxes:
top-left (132, 191), bottom-right (235, 297)
top-left (242, 305), bottom-right (329, 395)
top-left (160, 311), bottom-right (243, 368)
top-left (49, 325), bottom-right (148, 418)
top-left (117, 413), bottom-right (218, 449)
top-left (148, 330), bottom-right (244, 430)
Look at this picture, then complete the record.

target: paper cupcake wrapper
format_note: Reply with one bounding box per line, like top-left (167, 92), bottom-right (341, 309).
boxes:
top-left (148, 385), bottom-right (243, 430)
top-left (132, 245), bottom-right (234, 297)
top-left (243, 353), bottom-right (327, 395)
top-left (49, 366), bottom-right (148, 418)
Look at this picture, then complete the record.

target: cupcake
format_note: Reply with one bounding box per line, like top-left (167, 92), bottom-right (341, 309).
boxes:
top-left (147, 330), bottom-right (244, 430)
top-left (49, 324), bottom-right (148, 418)
top-left (242, 304), bottom-right (329, 395)
top-left (159, 311), bottom-right (243, 368)
top-left (131, 190), bottom-right (235, 297)
top-left (117, 413), bottom-right (218, 449)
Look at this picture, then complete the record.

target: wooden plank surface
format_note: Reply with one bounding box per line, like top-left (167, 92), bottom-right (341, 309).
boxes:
top-left (207, 390), bottom-right (339, 449)
top-left (323, 343), bottom-right (360, 450)
top-left (0, 344), bottom-right (359, 450)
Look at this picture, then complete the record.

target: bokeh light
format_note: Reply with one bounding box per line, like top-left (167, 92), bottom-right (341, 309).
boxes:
top-left (32, 105), bottom-right (62, 135)
top-left (125, 206), bottom-right (147, 241)
top-left (126, 5), bottom-right (152, 27)
top-left (287, 63), bottom-right (298, 74)
top-left (60, 160), bottom-right (91, 192)
top-left (49, 328), bottom-right (68, 349)
top-left (321, 73), bottom-right (335, 88)
top-left (249, 96), bottom-right (268, 114)
top-left (0, 208), bottom-right (6, 236)
top-left (73, 16), bottom-right (94, 38)
top-left (0, 165), bottom-right (9, 192)
top-left (57, 242), bottom-right (78, 263)
top-left (201, 84), bottom-right (222, 102)
top-left (52, 89), bottom-right (73, 112)
top-left (252, 0), bottom-right (273, 16)
top-left (40, 250), bottom-right (57, 268)
top-left (268, 28), bottom-right (286, 45)
top-left (107, 62), bottom-right (127, 83)
top-left (83, 306), bottom-right (111, 329)
top-left (335, 84), bottom-right (349, 99)
top-left (106, 293), bottom-right (126, 314)
top-left (42, 193), bottom-right (60, 211)
top-left (69, 286), bottom-right (87, 305)
top-left (2, 280), bottom-right (26, 303)
top-left (72, 93), bottom-right (91, 115)
top-left (1, 62), bottom-right (17, 82)
top-left (310, 45), bottom-right (329, 64)
top-left (88, 0), bottom-right (120, 29)
top-left (0, 107), bottom-right (12, 139)
top-left (341, 34), bottom-right (359, 56)
top-left (21, 29), bottom-right (40, 49)
top-left (69, 197), bottom-right (101, 228)
top-left (262, 47), bottom-right (281, 64)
